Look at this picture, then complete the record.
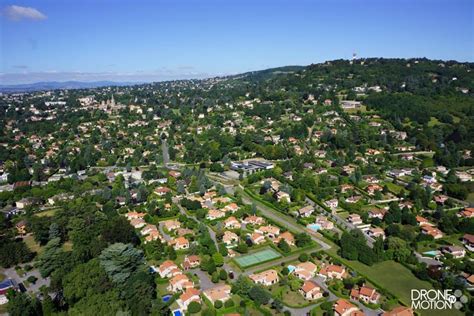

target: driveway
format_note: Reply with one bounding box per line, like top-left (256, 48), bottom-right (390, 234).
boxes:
top-left (1, 265), bottom-right (50, 294)
top-left (189, 268), bottom-right (214, 291)
top-left (158, 222), bottom-right (172, 241)
top-left (240, 187), bottom-right (331, 251)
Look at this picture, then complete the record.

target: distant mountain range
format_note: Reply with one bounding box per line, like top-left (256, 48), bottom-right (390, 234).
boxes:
top-left (0, 81), bottom-right (144, 93)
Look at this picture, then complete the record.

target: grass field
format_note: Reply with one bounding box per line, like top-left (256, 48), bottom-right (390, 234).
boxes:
top-left (326, 253), bottom-right (463, 316)
top-left (23, 235), bottom-right (43, 254)
top-left (234, 248), bottom-right (281, 268)
top-left (384, 181), bottom-right (406, 194)
top-left (34, 208), bottom-right (58, 217)
top-left (466, 193), bottom-right (474, 205)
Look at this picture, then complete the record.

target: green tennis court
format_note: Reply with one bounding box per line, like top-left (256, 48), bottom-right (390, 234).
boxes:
top-left (234, 248), bottom-right (281, 268)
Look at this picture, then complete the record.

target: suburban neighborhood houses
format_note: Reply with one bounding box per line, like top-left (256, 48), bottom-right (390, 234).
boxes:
top-left (0, 58), bottom-right (473, 316)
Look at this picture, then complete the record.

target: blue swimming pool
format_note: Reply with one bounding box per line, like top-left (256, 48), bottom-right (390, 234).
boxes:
top-left (287, 265), bottom-right (296, 273)
top-left (162, 295), bottom-right (172, 303)
top-left (423, 250), bottom-right (439, 257)
top-left (173, 310), bottom-right (182, 316)
top-left (307, 224), bottom-right (321, 231)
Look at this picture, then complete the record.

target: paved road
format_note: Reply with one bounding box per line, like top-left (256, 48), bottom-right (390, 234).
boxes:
top-left (239, 187), bottom-right (331, 252)
top-left (305, 197), bottom-right (375, 248)
top-left (178, 183), bottom-right (379, 316)
top-left (414, 252), bottom-right (443, 267)
top-left (1, 265), bottom-right (50, 295)
top-left (188, 268), bottom-right (215, 290)
top-left (158, 222), bottom-right (172, 241)
top-left (174, 197), bottom-right (236, 277)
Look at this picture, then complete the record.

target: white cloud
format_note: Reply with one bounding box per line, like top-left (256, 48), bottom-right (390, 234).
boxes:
top-left (3, 5), bottom-right (47, 21)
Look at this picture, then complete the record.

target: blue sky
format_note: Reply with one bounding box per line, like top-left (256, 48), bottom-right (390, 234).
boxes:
top-left (1, 0), bottom-right (473, 84)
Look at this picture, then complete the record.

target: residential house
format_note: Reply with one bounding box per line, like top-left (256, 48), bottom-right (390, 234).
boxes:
top-left (273, 231), bottom-right (295, 246)
top-left (300, 281), bottom-right (323, 300)
top-left (167, 274), bottom-right (193, 293)
top-left (275, 191), bottom-right (291, 203)
top-left (0, 279), bottom-right (17, 305)
top-left (243, 215), bottom-right (265, 225)
top-left (256, 225), bottom-right (280, 238)
top-left (125, 212), bottom-right (146, 220)
top-left (177, 288), bottom-right (201, 311)
top-left (420, 225), bottom-right (443, 239)
top-left (366, 184), bottom-right (383, 195)
top-left (441, 246), bottom-right (465, 259)
top-left (207, 209), bottom-right (225, 220)
top-left (368, 209), bottom-right (387, 220)
top-left (158, 260), bottom-right (181, 278)
top-left (223, 203), bottom-right (239, 213)
top-left (141, 224), bottom-right (158, 236)
top-left (145, 230), bottom-right (163, 243)
top-left (169, 170), bottom-right (181, 178)
top-left (325, 198), bottom-right (339, 210)
top-left (458, 208), bottom-right (474, 219)
top-left (130, 218), bottom-right (146, 229)
top-left (224, 216), bottom-right (241, 229)
top-left (154, 186), bottom-right (171, 196)
top-left (169, 237), bottom-right (190, 250)
top-left (177, 228), bottom-right (194, 237)
top-left (333, 299), bottom-right (363, 316)
top-left (15, 220), bottom-right (27, 235)
top-left (382, 306), bottom-right (414, 316)
top-left (249, 232), bottom-right (265, 245)
top-left (223, 231), bottom-right (239, 246)
top-left (16, 198), bottom-right (33, 210)
top-left (348, 214), bottom-right (363, 225)
top-left (367, 227), bottom-right (385, 240)
top-left (203, 284), bottom-right (232, 304)
top-left (434, 195), bottom-right (449, 205)
top-left (298, 205), bottom-right (315, 218)
top-left (315, 216), bottom-right (334, 230)
top-left (341, 184), bottom-right (353, 193)
top-left (416, 216), bottom-right (433, 227)
top-left (182, 255), bottom-right (201, 270)
top-left (350, 285), bottom-right (380, 304)
top-left (249, 269), bottom-right (279, 286)
top-left (319, 264), bottom-right (346, 280)
top-left (463, 234), bottom-right (474, 251)
top-left (163, 219), bottom-right (181, 231)
top-left (345, 196), bottom-right (362, 204)
top-left (456, 171), bottom-right (472, 182)
top-left (294, 262), bottom-right (318, 280)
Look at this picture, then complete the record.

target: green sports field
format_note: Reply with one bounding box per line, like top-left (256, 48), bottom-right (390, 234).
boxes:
top-left (234, 248), bottom-right (281, 268)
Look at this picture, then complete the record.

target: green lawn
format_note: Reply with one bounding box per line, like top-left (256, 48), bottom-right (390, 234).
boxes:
top-left (350, 261), bottom-right (462, 316)
top-left (23, 235), bottom-right (43, 254)
top-left (466, 192), bottom-right (474, 205)
top-left (348, 260), bottom-right (431, 301)
top-left (427, 117), bottom-right (442, 127)
top-left (268, 283), bottom-right (314, 308)
top-left (344, 105), bottom-right (368, 113)
top-left (325, 248), bottom-right (463, 316)
top-left (34, 208), bottom-right (58, 217)
top-left (384, 181), bottom-right (406, 195)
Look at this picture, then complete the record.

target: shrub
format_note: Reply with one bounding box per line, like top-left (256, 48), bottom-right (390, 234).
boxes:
top-left (188, 301), bottom-right (201, 314)
top-left (27, 276), bottom-right (38, 284)
top-left (298, 253), bottom-right (309, 262)
top-left (224, 299), bottom-right (234, 308)
top-left (214, 300), bottom-right (223, 309)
